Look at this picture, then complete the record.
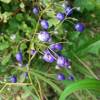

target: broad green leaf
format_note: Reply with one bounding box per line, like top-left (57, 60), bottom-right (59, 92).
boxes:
top-left (0, 42), bottom-right (9, 51)
top-left (0, 0), bottom-right (11, 4)
top-left (59, 79), bottom-right (100, 100)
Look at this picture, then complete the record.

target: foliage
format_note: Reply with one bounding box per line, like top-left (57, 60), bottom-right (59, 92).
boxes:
top-left (0, 0), bottom-right (100, 100)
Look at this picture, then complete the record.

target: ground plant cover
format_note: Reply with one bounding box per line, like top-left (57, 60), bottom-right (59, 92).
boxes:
top-left (0, 0), bottom-right (100, 100)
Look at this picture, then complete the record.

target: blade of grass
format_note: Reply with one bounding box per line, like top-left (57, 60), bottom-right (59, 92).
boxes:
top-left (35, 77), bottom-right (44, 100)
top-left (59, 79), bottom-right (100, 100)
top-left (13, 66), bottom-right (62, 94)
top-left (72, 51), bottom-right (98, 79)
top-left (31, 71), bottom-right (62, 94)
top-left (64, 67), bottom-right (98, 100)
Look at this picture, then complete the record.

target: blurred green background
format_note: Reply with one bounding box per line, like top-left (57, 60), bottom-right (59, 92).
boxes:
top-left (0, 0), bottom-right (100, 100)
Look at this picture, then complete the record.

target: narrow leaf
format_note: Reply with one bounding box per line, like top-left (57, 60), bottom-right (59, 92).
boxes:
top-left (59, 79), bottom-right (100, 100)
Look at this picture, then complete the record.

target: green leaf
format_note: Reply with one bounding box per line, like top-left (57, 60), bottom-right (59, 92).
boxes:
top-left (42, 0), bottom-right (51, 6)
top-left (16, 13), bottom-right (23, 21)
top-left (74, 0), bottom-right (95, 11)
top-left (22, 86), bottom-right (38, 100)
top-left (0, 42), bottom-right (9, 51)
top-left (1, 54), bottom-right (11, 65)
top-left (31, 71), bottom-right (62, 94)
top-left (69, 31), bottom-right (80, 40)
top-left (59, 79), bottom-right (100, 100)
top-left (47, 11), bottom-right (55, 18)
top-left (0, 0), bottom-right (11, 4)
top-left (19, 2), bottom-right (25, 9)
top-left (48, 18), bottom-right (59, 27)
top-left (20, 43), bottom-right (27, 51)
top-left (76, 35), bottom-right (100, 55)
top-left (19, 73), bottom-right (25, 83)
top-left (96, 0), bottom-right (100, 8)
top-left (0, 12), bottom-right (12, 23)
top-left (8, 18), bottom-right (19, 32)
top-left (84, 40), bottom-right (100, 54)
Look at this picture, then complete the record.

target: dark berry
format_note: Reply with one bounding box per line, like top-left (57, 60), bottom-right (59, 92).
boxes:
top-left (56, 12), bottom-right (65, 21)
top-left (38, 31), bottom-right (50, 42)
top-left (57, 73), bottom-right (65, 80)
top-left (16, 52), bottom-right (23, 63)
top-left (32, 6), bottom-right (39, 15)
top-left (40, 20), bottom-right (49, 29)
top-left (75, 23), bottom-right (85, 32)
top-left (65, 6), bottom-right (73, 16)
top-left (10, 76), bottom-right (17, 83)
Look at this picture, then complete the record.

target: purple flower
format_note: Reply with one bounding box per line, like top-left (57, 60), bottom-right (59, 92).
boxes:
top-left (38, 31), bottom-right (50, 42)
top-left (55, 43), bottom-right (63, 51)
top-left (32, 6), bottom-right (39, 15)
top-left (44, 49), bottom-right (50, 54)
top-left (65, 6), bottom-right (73, 16)
top-left (49, 43), bottom-right (63, 51)
top-left (49, 44), bottom-right (56, 50)
top-left (57, 56), bottom-right (66, 67)
top-left (16, 52), bottom-right (23, 63)
top-left (56, 12), bottom-right (65, 21)
top-left (43, 51), bottom-right (55, 63)
top-left (10, 76), bottom-right (17, 83)
top-left (48, 37), bottom-right (52, 43)
top-left (57, 73), bottom-right (65, 80)
top-left (40, 20), bottom-right (49, 29)
top-left (30, 50), bottom-right (37, 55)
top-left (75, 23), bottom-right (85, 32)
top-left (64, 59), bottom-right (71, 68)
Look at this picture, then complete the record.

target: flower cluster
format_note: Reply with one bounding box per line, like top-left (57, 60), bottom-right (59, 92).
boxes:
top-left (12, 5), bottom-right (85, 83)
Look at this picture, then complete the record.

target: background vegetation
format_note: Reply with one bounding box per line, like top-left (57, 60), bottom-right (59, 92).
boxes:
top-left (0, 0), bottom-right (100, 100)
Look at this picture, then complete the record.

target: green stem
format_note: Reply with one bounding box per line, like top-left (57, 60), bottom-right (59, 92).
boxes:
top-left (0, 83), bottom-right (7, 93)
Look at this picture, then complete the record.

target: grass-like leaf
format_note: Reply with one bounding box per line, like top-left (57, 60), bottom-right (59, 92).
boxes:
top-left (59, 79), bottom-right (100, 100)
top-left (76, 35), bottom-right (100, 55)
top-left (31, 71), bottom-right (62, 94)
